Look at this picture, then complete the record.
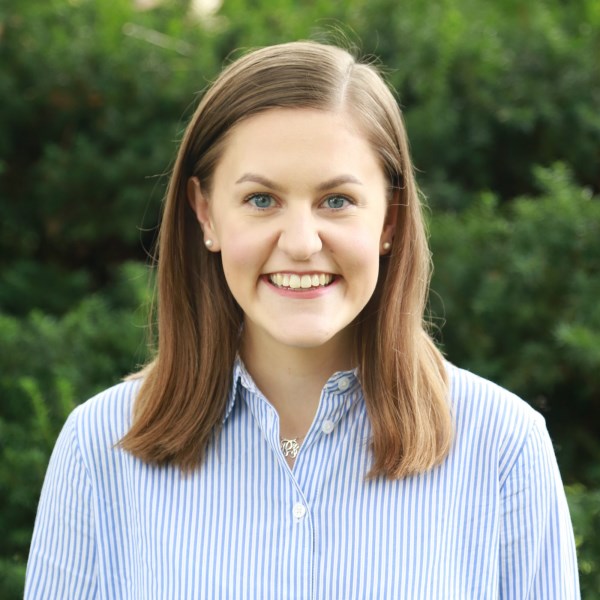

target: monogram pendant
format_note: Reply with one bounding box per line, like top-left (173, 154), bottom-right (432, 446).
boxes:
top-left (280, 438), bottom-right (301, 458)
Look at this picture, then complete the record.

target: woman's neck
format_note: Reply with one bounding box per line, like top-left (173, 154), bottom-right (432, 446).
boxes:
top-left (240, 326), bottom-right (354, 439)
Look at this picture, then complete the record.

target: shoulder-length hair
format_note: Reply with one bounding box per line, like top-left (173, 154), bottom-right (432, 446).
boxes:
top-left (120, 41), bottom-right (453, 479)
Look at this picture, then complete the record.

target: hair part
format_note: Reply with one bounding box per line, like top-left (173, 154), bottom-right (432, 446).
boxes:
top-left (120, 40), bottom-right (453, 479)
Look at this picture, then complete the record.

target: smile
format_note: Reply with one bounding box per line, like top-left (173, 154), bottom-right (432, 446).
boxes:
top-left (268, 273), bottom-right (335, 290)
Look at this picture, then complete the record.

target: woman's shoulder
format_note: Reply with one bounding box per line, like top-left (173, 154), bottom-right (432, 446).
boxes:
top-left (67, 378), bottom-right (142, 453)
top-left (445, 362), bottom-right (546, 477)
top-left (446, 361), bottom-right (540, 423)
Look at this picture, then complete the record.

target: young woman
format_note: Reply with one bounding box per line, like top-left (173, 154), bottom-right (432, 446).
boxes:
top-left (25, 41), bottom-right (579, 599)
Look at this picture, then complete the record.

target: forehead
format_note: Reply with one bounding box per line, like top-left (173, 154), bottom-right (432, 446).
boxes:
top-left (212, 108), bottom-right (385, 186)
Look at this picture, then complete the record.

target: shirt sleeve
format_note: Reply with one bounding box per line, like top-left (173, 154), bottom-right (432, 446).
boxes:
top-left (499, 413), bottom-right (580, 599)
top-left (24, 408), bottom-right (98, 599)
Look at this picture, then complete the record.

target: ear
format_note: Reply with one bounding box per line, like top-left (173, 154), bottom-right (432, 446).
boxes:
top-left (380, 194), bottom-right (399, 255)
top-left (187, 176), bottom-right (221, 251)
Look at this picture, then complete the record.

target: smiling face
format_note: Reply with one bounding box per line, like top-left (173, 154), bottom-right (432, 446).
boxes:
top-left (188, 108), bottom-right (395, 363)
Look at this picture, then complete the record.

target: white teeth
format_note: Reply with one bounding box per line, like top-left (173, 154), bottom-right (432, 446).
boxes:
top-left (268, 273), bottom-right (334, 290)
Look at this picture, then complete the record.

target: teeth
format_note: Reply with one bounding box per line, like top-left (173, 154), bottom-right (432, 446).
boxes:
top-left (301, 275), bottom-right (312, 289)
top-left (268, 273), bottom-right (334, 290)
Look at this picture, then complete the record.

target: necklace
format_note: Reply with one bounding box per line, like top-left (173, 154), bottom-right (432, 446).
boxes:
top-left (280, 436), bottom-right (303, 459)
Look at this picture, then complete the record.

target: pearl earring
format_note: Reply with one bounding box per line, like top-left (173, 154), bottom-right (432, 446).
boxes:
top-left (204, 239), bottom-right (214, 248)
top-left (383, 242), bottom-right (392, 251)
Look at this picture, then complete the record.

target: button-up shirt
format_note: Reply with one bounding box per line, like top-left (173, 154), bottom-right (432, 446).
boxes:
top-left (25, 359), bottom-right (580, 599)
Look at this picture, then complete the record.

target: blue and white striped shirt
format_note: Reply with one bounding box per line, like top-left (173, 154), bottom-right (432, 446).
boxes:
top-left (25, 360), bottom-right (579, 599)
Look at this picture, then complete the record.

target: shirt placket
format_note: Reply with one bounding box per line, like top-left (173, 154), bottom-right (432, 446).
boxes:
top-left (288, 372), bottom-right (360, 600)
top-left (238, 366), bottom-right (359, 600)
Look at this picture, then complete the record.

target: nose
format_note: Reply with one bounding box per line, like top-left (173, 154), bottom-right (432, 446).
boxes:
top-left (277, 210), bottom-right (323, 260)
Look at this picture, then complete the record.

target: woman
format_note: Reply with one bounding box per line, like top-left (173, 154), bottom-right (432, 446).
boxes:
top-left (25, 41), bottom-right (579, 599)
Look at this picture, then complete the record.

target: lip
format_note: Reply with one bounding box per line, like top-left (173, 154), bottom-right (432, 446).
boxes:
top-left (261, 274), bottom-right (339, 299)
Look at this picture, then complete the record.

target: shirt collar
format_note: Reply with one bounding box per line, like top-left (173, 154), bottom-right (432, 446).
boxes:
top-left (222, 355), bottom-right (360, 425)
top-left (222, 355), bottom-right (245, 423)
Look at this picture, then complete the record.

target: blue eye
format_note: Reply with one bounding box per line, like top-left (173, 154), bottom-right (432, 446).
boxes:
top-left (247, 193), bottom-right (275, 209)
top-left (324, 195), bottom-right (350, 209)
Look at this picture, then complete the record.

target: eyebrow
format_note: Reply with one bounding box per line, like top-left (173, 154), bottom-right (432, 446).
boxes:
top-left (234, 173), bottom-right (363, 192)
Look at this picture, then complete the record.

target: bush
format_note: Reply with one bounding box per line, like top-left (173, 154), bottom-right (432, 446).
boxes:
top-left (2, 0), bottom-right (599, 313)
top-left (2, 0), bottom-right (599, 596)
top-left (355, 0), bottom-right (600, 209)
top-left (566, 484), bottom-right (600, 599)
top-left (0, 0), bottom-right (217, 315)
top-left (429, 164), bottom-right (600, 484)
top-left (0, 262), bottom-right (151, 598)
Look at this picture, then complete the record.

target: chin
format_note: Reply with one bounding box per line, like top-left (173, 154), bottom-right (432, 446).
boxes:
top-left (270, 324), bottom-right (350, 350)
top-left (276, 334), bottom-right (336, 350)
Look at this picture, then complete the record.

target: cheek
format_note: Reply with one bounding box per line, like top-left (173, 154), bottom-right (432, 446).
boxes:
top-left (219, 228), bottom-right (268, 281)
top-left (336, 227), bottom-right (383, 285)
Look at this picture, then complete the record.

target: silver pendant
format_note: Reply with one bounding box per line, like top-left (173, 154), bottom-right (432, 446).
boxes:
top-left (280, 438), bottom-right (301, 458)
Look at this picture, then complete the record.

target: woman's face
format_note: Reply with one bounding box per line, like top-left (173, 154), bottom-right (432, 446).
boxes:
top-left (189, 108), bottom-right (395, 357)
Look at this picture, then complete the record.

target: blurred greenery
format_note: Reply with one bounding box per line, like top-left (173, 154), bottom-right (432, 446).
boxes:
top-left (566, 484), bottom-right (600, 593)
top-left (0, 0), bottom-right (598, 597)
top-left (429, 164), bottom-right (600, 485)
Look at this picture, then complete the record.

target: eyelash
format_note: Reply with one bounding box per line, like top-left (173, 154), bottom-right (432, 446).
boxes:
top-left (244, 193), bottom-right (354, 211)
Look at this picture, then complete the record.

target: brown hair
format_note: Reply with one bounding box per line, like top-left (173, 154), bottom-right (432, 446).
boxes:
top-left (120, 41), bottom-right (453, 478)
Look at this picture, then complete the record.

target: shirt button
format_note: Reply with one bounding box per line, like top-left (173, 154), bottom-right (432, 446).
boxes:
top-left (321, 420), bottom-right (335, 434)
top-left (337, 377), bottom-right (350, 391)
top-left (293, 503), bottom-right (307, 520)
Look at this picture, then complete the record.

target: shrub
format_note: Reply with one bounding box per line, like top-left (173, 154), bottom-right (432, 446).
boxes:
top-left (2, 0), bottom-right (599, 315)
top-left (566, 484), bottom-right (600, 599)
top-left (429, 164), bottom-right (600, 484)
top-left (356, 0), bottom-right (600, 209)
top-left (0, 262), bottom-right (151, 598)
top-left (0, 0), bottom-right (216, 315)
top-left (2, 0), bottom-right (599, 596)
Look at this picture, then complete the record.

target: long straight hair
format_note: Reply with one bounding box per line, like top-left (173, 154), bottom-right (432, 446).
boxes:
top-left (120, 41), bottom-right (453, 478)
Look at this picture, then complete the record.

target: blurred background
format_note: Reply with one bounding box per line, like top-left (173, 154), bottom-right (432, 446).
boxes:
top-left (1, 0), bottom-right (598, 596)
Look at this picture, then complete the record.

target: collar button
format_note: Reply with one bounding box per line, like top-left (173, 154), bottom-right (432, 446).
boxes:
top-left (337, 376), bottom-right (351, 392)
top-left (321, 420), bottom-right (335, 434)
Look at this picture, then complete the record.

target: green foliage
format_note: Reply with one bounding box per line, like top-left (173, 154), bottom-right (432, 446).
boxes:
top-left (1, 0), bottom-right (599, 597)
top-left (567, 484), bottom-right (600, 599)
top-left (429, 162), bottom-right (600, 592)
top-left (429, 164), bottom-right (600, 484)
top-left (0, 262), bottom-right (151, 598)
top-left (2, 0), bottom-right (599, 313)
top-left (0, 0), bottom-right (216, 315)
top-left (356, 0), bottom-right (600, 209)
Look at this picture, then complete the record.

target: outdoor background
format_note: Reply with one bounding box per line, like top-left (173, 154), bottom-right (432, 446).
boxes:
top-left (1, 0), bottom-right (599, 597)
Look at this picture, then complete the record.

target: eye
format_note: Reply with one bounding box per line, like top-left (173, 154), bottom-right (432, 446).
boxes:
top-left (246, 193), bottom-right (276, 209)
top-left (323, 195), bottom-right (352, 209)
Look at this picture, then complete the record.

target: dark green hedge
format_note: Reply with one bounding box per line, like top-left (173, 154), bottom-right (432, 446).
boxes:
top-left (2, 0), bottom-right (598, 314)
top-left (1, 0), bottom-right (598, 597)
top-left (429, 164), bottom-right (600, 485)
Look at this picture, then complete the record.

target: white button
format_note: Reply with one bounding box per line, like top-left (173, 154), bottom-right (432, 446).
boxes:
top-left (337, 377), bottom-right (350, 391)
top-left (292, 503), bottom-right (306, 519)
top-left (321, 420), bottom-right (335, 434)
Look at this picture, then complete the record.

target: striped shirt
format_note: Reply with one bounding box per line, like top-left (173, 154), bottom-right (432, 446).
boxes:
top-left (25, 359), bottom-right (580, 599)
